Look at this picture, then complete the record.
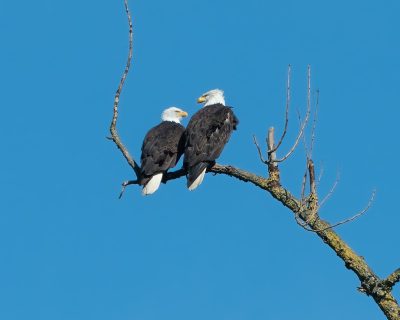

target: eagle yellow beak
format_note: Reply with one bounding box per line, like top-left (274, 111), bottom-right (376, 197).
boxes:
top-left (197, 96), bottom-right (206, 103)
top-left (178, 111), bottom-right (188, 117)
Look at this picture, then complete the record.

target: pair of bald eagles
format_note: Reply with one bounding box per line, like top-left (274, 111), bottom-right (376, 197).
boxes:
top-left (139, 89), bottom-right (238, 195)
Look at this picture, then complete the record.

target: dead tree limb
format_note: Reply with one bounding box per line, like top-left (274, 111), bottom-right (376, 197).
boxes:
top-left (110, 2), bottom-right (400, 319)
top-left (269, 64), bottom-right (291, 154)
top-left (253, 134), bottom-right (267, 164)
top-left (273, 66), bottom-right (312, 163)
top-left (109, 0), bottom-right (141, 178)
top-left (383, 269), bottom-right (400, 290)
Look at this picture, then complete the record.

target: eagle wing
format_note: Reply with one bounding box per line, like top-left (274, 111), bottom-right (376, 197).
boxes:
top-left (184, 105), bottom-right (238, 167)
top-left (140, 122), bottom-right (185, 178)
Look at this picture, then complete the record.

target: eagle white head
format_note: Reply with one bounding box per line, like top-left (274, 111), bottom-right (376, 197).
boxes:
top-left (197, 89), bottom-right (225, 107)
top-left (161, 107), bottom-right (188, 123)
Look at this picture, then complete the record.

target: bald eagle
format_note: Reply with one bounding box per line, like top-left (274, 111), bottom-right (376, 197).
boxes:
top-left (183, 89), bottom-right (238, 190)
top-left (140, 107), bottom-right (188, 195)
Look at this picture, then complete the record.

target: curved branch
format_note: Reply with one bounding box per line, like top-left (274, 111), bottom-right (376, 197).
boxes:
top-left (253, 134), bottom-right (267, 164)
top-left (299, 196), bottom-right (375, 233)
top-left (117, 162), bottom-right (400, 318)
top-left (119, 164), bottom-right (273, 197)
top-left (176, 165), bottom-right (400, 320)
top-left (109, 0), bottom-right (141, 178)
top-left (312, 189), bottom-right (376, 232)
top-left (319, 172), bottom-right (340, 208)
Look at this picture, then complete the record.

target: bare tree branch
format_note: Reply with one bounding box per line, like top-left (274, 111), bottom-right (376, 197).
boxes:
top-left (300, 189), bottom-right (376, 233)
top-left (267, 127), bottom-right (277, 165)
top-left (319, 172), bottom-right (340, 208)
top-left (109, 0), bottom-right (141, 178)
top-left (383, 268), bottom-right (400, 290)
top-left (300, 163), bottom-right (308, 201)
top-left (253, 134), bottom-right (267, 164)
top-left (270, 65), bottom-right (291, 154)
top-left (317, 164), bottom-right (324, 186)
top-left (298, 108), bottom-right (310, 156)
top-left (119, 179), bottom-right (138, 198)
top-left (324, 189), bottom-right (375, 227)
top-left (308, 159), bottom-right (317, 195)
top-left (273, 66), bottom-right (312, 163)
top-left (309, 89), bottom-right (320, 158)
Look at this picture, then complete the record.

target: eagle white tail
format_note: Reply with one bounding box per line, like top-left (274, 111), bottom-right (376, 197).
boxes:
top-left (142, 173), bottom-right (163, 195)
top-left (188, 168), bottom-right (206, 191)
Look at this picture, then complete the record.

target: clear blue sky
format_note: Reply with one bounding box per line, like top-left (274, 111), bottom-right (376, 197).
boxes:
top-left (1, 0), bottom-right (399, 319)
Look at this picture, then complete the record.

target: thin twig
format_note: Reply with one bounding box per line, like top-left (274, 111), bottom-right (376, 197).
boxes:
top-left (296, 110), bottom-right (310, 205)
top-left (109, 0), bottom-right (141, 178)
top-left (317, 164), bottom-right (324, 186)
top-left (253, 134), bottom-right (267, 163)
top-left (273, 66), bottom-right (312, 163)
top-left (300, 163), bottom-right (308, 201)
top-left (309, 89), bottom-right (320, 158)
top-left (319, 172), bottom-right (340, 208)
top-left (303, 189), bottom-right (376, 233)
top-left (305, 65), bottom-right (311, 158)
top-left (270, 65), bottom-right (291, 154)
top-left (314, 198), bottom-right (375, 232)
top-left (295, 64), bottom-right (312, 158)
top-left (297, 108), bottom-right (309, 156)
top-left (119, 179), bottom-right (139, 198)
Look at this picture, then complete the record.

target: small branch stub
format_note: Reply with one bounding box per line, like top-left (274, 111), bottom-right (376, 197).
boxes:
top-left (308, 159), bottom-right (317, 196)
top-left (267, 127), bottom-right (277, 163)
top-left (383, 268), bottom-right (400, 290)
top-left (267, 127), bottom-right (280, 182)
